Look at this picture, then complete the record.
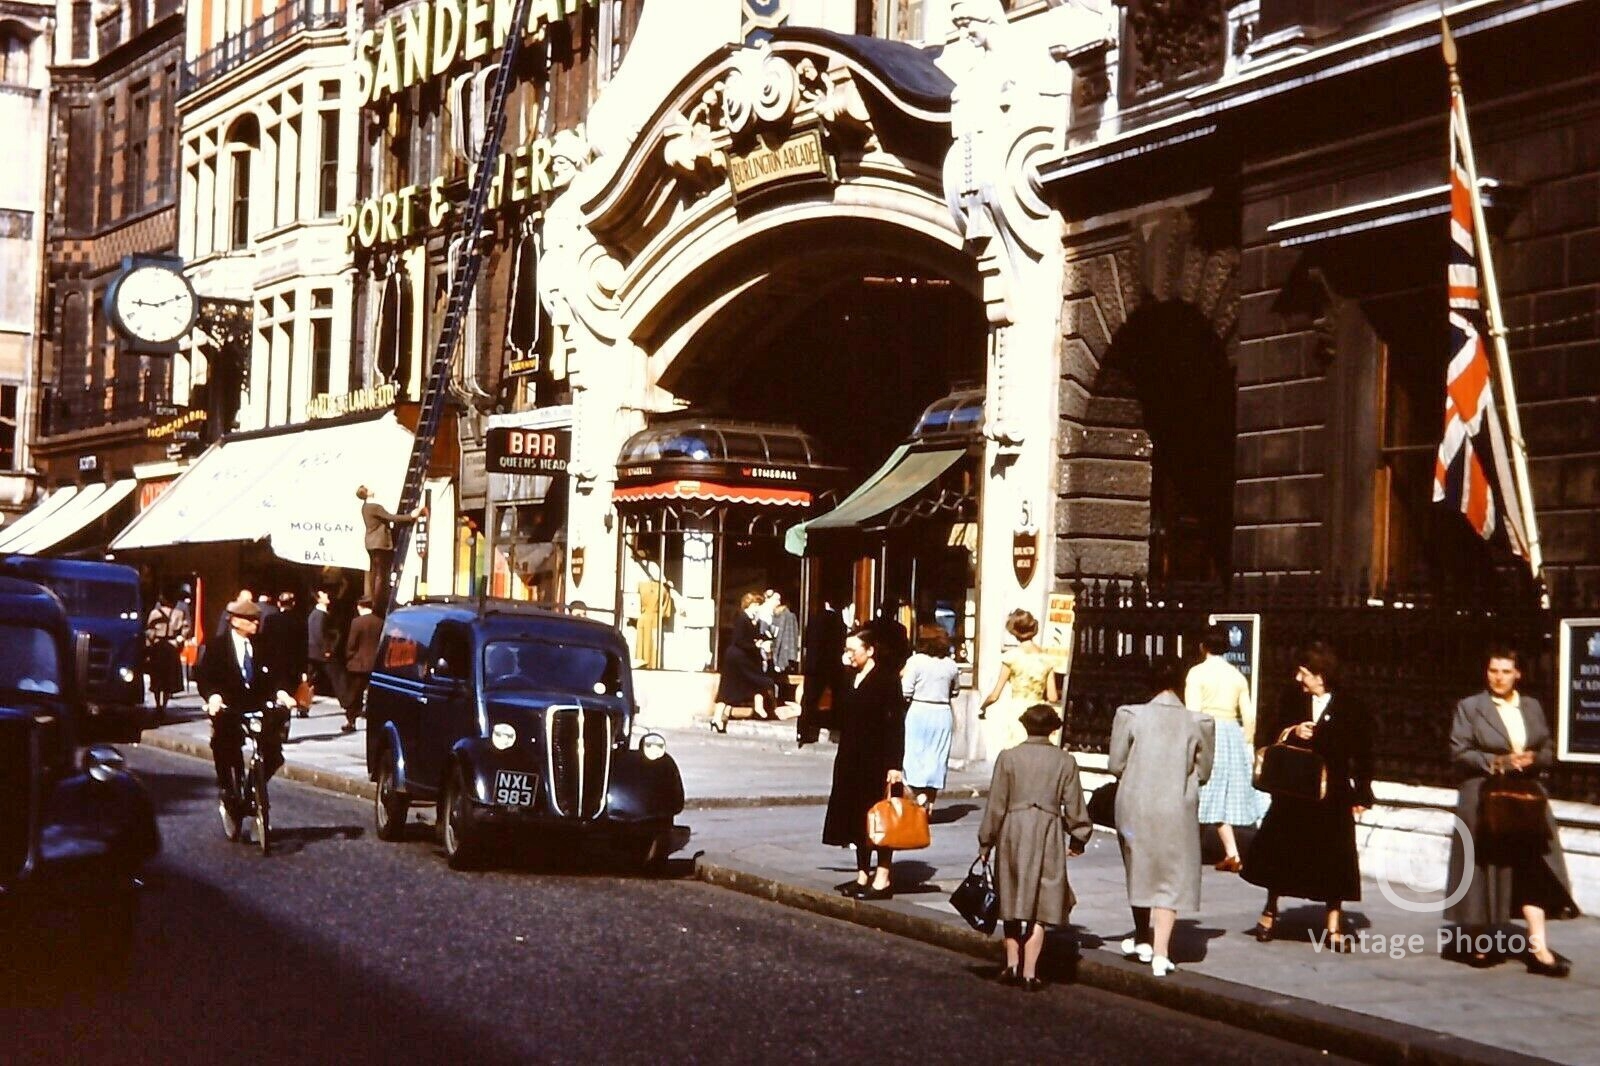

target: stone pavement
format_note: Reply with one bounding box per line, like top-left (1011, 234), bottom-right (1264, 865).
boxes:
top-left (136, 693), bottom-right (1598, 1065)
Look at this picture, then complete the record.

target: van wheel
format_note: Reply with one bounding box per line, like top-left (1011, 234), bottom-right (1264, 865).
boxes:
top-left (374, 756), bottom-right (408, 842)
top-left (440, 769), bottom-right (479, 870)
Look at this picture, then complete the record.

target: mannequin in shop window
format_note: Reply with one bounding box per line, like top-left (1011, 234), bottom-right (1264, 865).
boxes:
top-left (628, 548), bottom-right (677, 671)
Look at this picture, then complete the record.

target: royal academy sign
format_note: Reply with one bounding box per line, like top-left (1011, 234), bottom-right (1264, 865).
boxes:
top-left (355, 0), bottom-right (597, 106)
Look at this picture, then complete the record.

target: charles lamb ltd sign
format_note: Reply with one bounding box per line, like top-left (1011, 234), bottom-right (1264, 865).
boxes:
top-left (306, 383), bottom-right (399, 420)
top-left (727, 129), bottom-right (830, 199)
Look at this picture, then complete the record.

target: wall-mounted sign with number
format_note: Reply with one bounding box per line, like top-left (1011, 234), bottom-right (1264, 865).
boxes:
top-left (1208, 613), bottom-right (1261, 712)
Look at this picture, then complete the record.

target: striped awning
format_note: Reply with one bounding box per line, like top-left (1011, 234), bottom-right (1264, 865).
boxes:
top-left (612, 480), bottom-right (812, 507)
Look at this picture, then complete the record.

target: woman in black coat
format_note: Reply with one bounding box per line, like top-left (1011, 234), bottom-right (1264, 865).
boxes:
top-left (823, 627), bottom-right (907, 900)
top-left (1242, 641), bottom-right (1374, 951)
top-left (710, 592), bottom-right (778, 732)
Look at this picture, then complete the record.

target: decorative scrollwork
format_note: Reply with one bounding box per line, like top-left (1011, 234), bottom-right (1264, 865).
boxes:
top-left (722, 47), bottom-right (798, 135)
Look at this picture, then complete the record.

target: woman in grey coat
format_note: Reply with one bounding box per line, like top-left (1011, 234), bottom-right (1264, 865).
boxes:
top-left (978, 704), bottom-right (1093, 991)
top-left (1443, 647), bottom-right (1578, 976)
top-left (1108, 657), bottom-right (1215, 977)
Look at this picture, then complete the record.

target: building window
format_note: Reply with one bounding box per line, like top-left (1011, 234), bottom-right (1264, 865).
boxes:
top-left (71, 2), bottom-right (90, 59)
top-left (0, 27), bottom-right (30, 85)
top-left (0, 384), bottom-right (18, 468)
top-left (97, 8), bottom-right (122, 55)
top-left (126, 80), bottom-right (150, 212)
top-left (317, 106), bottom-right (339, 218)
top-left (98, 100), bottom-right (116, 225)
top-left (158, 63), bottom-right (177, 202)
top-left (227, 116), bottom-right (259, 250)
top-left (310, 289), bottom-right (333, 396)
top-left (130, 0), bottom-right (148, 37)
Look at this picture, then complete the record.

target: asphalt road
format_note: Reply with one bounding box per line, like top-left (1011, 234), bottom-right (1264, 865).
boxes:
top-left (6, 747), bottom-right (1350, 1065)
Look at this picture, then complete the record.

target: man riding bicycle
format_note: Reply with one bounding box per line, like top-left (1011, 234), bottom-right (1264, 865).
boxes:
top-left (196, 598), bottom-right (294, 835)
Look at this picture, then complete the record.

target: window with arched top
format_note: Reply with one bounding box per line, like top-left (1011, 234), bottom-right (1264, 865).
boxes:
top-left (225, 115), bottom-right (260, 250)
top-left (0, 25), bottom-right (31, 86)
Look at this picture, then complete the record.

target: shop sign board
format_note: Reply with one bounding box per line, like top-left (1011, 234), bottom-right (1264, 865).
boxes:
top-left (727, 129), bottom-right (831, 199)
top-left (570, 545), bottom-right (584, 586)
top-left (146, 406), bottom-right (206, 442)
top-left (1208, 613), bottom-right (1262, 711)
top-left (459, 439), bottom-right (487, 509)
top-left (506, 353), bottom-right (541, 377)
top-left (1557, 618), bottom-right (1600, 763)
top-left (487, 426), bottom-right (569, 476)
top-left (306, 383), bottom-right (399, 421)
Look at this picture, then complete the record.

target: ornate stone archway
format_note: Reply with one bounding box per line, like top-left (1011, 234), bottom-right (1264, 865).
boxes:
top-left (1055, 204), bottom-right (1242, 583)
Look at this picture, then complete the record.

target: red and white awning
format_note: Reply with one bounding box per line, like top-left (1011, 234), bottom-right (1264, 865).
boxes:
top-left (612, 480), bottom-right (811, 507)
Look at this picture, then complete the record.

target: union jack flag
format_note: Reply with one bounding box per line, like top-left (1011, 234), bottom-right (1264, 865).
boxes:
top-left (1432, 93), bottom-right (1529, 558)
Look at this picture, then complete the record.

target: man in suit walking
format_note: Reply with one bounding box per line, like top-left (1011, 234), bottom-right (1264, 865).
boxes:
top-left (357, 485), bottom-right (425, 602)
top-left (341, 597), bottom-right (383, 735)
top-left (259, 590), bottom-right (309, 717)
top-left (196, 599), bottom-right (294, 833)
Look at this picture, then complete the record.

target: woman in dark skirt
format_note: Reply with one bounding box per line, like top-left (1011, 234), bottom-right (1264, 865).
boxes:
top-left (144, 591), bottom-right (185, 716)
top-left (1243, 641), bottom-right (1373, 951)
top-left (823, 627), bottom-right (906, 899)
top-left (710, 592), bottom-right (778, 732)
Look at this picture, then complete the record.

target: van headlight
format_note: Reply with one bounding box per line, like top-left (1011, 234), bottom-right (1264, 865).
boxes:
top-left (640, 733), bottom-right (667, 761)
top-left (118, 666), bottom-right (136, 683)
top-left (491, 723), bottom-right (516, 750)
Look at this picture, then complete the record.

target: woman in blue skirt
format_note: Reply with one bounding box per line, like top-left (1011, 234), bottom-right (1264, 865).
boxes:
top-left (901, 624), bottom-right (961, 816)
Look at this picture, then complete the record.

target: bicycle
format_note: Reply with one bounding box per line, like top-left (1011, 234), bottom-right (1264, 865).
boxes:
top-left (218, 707), bottom-right (273, 855)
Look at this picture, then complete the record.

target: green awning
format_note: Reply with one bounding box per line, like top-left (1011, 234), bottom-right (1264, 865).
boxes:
top-left (784, 445), bottom-right (965, 556)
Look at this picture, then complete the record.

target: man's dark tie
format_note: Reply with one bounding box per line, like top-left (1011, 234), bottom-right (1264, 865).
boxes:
top-left (242, 640), bottom-right (255, 685)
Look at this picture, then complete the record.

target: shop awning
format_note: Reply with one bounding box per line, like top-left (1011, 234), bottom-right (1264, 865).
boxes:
top-left (111, 413), bottom-right (414, 571)
top-left (784, 445), bottom-right (965, 556)
top-left (3, 480), bottom-right (137, 556)
top-left (613, 480), bottom-right (812, 507)
top-left (0, 486), bottom-right (81, 552)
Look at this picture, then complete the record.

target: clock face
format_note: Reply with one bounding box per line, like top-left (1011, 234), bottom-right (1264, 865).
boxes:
top-left (113, 264), bottom-right (197, 344)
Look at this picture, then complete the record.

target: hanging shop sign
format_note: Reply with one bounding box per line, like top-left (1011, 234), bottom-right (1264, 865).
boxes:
top-left (341, 127), bottom-right (578, 250)
top-left (506, 353), bottom-right (541, 376)
top-left (355, 0), bottom-right (598, 106)
top-left (145, 405), bottom-right (206, 443)
top-left (1557, 618), bottom-right (1600, 764)
top-left (727, 129), bottom-right (831, 199)
top-left (1208, 612), bottom-right (1262, 712)
top-left (1011, 502), bottom-right (1038, 588)
top-left (570, 545), bottom-right (585, 586)
top-left (487, 426), bottom-right (570, 476)
top-left (306, 383), bottom-right (399, 421)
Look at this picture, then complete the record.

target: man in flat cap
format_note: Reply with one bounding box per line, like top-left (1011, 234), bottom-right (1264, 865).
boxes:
top-left (197, 598), bottom-right (295, 836)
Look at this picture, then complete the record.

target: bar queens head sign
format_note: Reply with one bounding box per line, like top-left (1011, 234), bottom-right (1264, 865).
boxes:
top-left (1012, 501), bottom-right (1038, 588)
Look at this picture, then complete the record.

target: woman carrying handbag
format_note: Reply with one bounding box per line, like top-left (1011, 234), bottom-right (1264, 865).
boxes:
top-left (823, 628), bottom-right (908, 900)
top-left (1242, 642), bottom-right (1374, 951)
top-left (1442, 647), bottom-right (1577, 975)
top-left (977, 703), bottom-right (1093, 991)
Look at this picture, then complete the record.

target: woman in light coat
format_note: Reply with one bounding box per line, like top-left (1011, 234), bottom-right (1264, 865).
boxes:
top-left (978, 703), bottom-right (1093, 991)
top-left (1108, 657), bottom-right (1215, 977)
top-left (901, 624), bottom-right (961, 814)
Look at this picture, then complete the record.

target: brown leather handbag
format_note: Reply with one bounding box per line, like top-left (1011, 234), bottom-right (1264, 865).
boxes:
top-left (1479, 774), bottom-right (1549, 851)
top-left (1252, 742), bottom-right (1329, 801)
top-left (294, 679), bottom-right (315, 711)
top-left (867, 784), bottom-right (931, 850)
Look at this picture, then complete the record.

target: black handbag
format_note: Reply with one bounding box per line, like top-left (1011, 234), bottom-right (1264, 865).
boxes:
top-left (1087, 781), bottom-right (1117, 829)
top-left (949, 858), bottom-right (998, 935)
top-left (1252, 742), bottom-right (1328, 801)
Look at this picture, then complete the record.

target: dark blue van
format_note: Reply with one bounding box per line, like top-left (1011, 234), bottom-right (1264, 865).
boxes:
top-left (0, 557), bottom-right (146, 730)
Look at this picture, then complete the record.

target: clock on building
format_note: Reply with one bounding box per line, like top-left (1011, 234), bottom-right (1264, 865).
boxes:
top-left (104, 256), bottom-right (199, 351)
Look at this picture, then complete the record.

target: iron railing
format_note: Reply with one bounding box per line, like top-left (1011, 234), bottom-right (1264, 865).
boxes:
top-left (37, 386), bottom-right (171, 438)
top-left (180, 0), bottom-right (345, 96)
top-left (1062, 571), bottom-right (1600, 803)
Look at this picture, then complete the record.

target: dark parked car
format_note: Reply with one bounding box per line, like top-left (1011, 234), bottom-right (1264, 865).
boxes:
top-left (1, 556), bottom-right (147, 734)
top-left (0, 576), bottom-right (160, 982)
top-left (365, 598), bottom-right (684, 870)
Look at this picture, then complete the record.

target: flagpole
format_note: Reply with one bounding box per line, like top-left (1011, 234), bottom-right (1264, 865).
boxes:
top-left (1441, 14), bottom-right (1544, 584)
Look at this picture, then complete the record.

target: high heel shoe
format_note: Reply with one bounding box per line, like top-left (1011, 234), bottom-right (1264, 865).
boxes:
top-left (995, 967), bottom-right (1020, 986)
top-left (708, 712), bottom-right (728, 734)
top-left (1150, 956), bottom-right (1176, 977)
top-left (1249, 915), bottom-right (1276, 943)
top-left (857, 884), bottom-right (894, 901)
top-left (1526, 951), bottom-right (1571, 978)
top-left (1325, 931), bottom-right (1353, 953)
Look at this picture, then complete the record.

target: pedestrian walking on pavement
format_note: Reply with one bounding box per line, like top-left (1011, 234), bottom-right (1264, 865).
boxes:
top-left (797, 598), bottom-right (847, 747)
top-left (823, 627), bottom-right (907, 900)
top-left (1107, 657), bottom-right (1215, 977)
top-left (144, 591), bottom-right (185, 717)
top-left (900, 624), bottom-right (960, 816)
top-left (977, 609), bottom-right (1059, 751)
top-left (1185, 626), bottom-right (1266, 872)
top-left (977, 703), bottom-right (1092, 991)
top-left (259, 591), bottom-right (308, 717)
top-left (358, 485), bottom-right (425, 603)
top-left (306, 588), bottom-right (341, 702)
top-left (341, 598), bottom-right (382, 734)
top-left (1442, 646), bottom-right (1578, 976)
top-left (1242, 641), bottom-right (1374, 952)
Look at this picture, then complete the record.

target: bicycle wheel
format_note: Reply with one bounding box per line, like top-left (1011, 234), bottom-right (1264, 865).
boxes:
top-left (251, 759), bottom-right (270, 856)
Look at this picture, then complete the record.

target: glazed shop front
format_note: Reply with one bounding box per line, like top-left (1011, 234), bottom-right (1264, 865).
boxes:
top-left (539, 20), bottom-right (1071, 712)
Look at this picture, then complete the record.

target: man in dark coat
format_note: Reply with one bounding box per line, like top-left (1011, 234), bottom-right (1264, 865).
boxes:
top-left (258, 591), bottom-right (309, 717)
top-left (798, 601), bottom-right (847, 747)
top-left (196, 599), bottom-right (293, 828)
top-left (306, 587), bottom-right (340, 703)
top-left (341, 597), bottom-right (383, 735)
top-left (357, 485), bottom-right (424, 602)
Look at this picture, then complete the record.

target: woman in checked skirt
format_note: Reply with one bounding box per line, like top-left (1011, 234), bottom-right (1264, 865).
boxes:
top-left (1184, 627), bottom-right (1268, 870)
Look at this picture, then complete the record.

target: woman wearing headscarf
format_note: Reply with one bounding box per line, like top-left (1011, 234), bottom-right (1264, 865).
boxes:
top-left (978, 703), bottom-right (1093, 991)
top-left (1242, 641), bottom-right (1374, 952)
top-left (1108, 656), bottom-right (1215, 976)
top-left (823, 627), bottom-right (907, 899)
